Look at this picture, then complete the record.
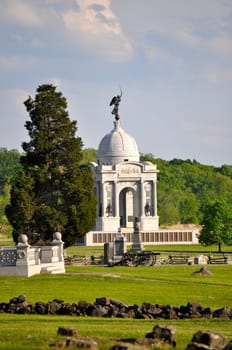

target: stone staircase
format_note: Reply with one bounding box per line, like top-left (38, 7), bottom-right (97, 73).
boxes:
top-left (40, 263), bottom-right (65, 274)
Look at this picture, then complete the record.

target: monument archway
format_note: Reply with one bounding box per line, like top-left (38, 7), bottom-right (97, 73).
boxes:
top-left (119, 187), bottom-right (139, 228)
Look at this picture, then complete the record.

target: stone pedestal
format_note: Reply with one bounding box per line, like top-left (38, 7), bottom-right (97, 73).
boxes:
top-left (131, 222), bottom-right (143, 251)
top-left (104, 242), bottom-right (114, 265)
top-left (113, 228), bottom-right (126, 263)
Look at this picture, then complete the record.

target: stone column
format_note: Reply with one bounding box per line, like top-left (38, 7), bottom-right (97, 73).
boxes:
top-left (16, 234), bottom-right (32, 277)
top-left (96, 181), bottom-right (101, 216)
top-left (101, 181), bottom-right (105, 217)
top-left (114, 181), bottom-right (119, 217)
top-left (153, 181), bottom-right (157, 216)
top-left (140, 181), bottom-right (144, 217)
top-left (51, 232), bottom-right (64, 262)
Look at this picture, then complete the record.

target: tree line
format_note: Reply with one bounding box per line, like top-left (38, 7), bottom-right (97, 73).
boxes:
top-left (140, 154), bottom-right (232, 225)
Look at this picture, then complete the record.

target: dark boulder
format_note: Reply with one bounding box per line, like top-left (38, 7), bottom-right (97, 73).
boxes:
top-left (186, 330), bottom-right (228, 350)
top-left (213, 307), bottom-right (232, 319)
top-left (57, 326), bottom-right (79, 337)
top-left (145, 324), bottom-right (176, 347)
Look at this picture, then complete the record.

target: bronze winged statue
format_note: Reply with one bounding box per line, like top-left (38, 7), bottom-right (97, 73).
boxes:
top-left (109, 90), bottom-right (122, 121)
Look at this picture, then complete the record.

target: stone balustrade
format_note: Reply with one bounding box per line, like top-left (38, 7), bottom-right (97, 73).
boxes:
top-left (0, 232), bottom-right (65, 277)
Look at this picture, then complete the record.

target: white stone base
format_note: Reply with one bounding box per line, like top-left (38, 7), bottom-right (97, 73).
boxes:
top-left (140, 216), bottom-right (159, 231)
top-left (95, 216), bottom-right (120, 231)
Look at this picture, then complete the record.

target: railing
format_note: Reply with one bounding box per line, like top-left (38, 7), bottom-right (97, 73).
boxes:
top-left (0, 247), bottom-right (17, 266)
top-left (0, 232), bottom-right (65, 277)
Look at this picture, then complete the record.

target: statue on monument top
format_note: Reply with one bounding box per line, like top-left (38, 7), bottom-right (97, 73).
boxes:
top-left (109, 90), bottom-right (122, 121)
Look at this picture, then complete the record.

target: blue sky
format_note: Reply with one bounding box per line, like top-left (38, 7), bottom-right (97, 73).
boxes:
top-left (0, 0), bottom-right (231, 166)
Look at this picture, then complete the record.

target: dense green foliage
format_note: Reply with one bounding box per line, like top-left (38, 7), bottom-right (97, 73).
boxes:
top-left (0, 185), bottom-right (10, 235)
top-left (199, 200), bottom-right (232, 252)
top-left (0, 148), bottom-right (21, 194)
top-left (81, 148), bottom-right (97, 164)
top-left (5, 84), bottom-right (96, 247)
top-left (0, 149), bottom-right (22, 236)
top-left (140, 154), bottom-right (232, 226)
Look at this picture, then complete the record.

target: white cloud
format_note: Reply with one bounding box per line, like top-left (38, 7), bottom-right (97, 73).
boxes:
top-left (1, 0), bottom-right (134, 61)
top-left (0, 0), bottom-right (63, 28)
top-left (0, 0), bottom-right (42, 27)
top-left (62, 0), bottom-right (134, 62)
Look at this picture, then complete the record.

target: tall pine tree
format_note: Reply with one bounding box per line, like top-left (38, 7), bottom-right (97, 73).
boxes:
top-left (6, 84), bottom-right (96, 247)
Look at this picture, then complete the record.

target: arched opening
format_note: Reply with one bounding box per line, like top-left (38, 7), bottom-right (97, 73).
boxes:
top-left (119, 187), bottom-right (139, 228)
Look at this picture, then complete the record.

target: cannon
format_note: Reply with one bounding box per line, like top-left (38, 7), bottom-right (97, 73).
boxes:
top-left (113, 250), bottom-right (160, 267)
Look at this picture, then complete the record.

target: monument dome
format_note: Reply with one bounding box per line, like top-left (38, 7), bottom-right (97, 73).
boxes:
top-left (97, 119), bottom-right (140, 166)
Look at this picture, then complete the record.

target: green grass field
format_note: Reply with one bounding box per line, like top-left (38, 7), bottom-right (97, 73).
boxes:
top-left (0, 245), bottom-right (232, 349)
top-left (0, 315), bottom-right (231, 350)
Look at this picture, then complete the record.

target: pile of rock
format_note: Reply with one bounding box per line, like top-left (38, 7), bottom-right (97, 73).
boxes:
top-left (53, 325), bottom-right (232, 350)
top-left (0, 295), bottom-right (232, 320)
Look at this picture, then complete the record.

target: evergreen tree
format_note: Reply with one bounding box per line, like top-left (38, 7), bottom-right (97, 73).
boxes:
top-left (199, 200), bottom-right (232, 252)
top-left (5, 84), bottom-right (96, 247)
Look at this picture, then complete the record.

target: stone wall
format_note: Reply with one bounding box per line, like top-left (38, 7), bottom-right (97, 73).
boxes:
top-left (1, 295), bottom-right (231, 320)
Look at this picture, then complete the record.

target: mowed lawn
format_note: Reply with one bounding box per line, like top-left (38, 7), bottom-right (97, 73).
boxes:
top-left (1, 265), bottom-right (232, 307)
top-left (0, 261), bottom-right (231, 350)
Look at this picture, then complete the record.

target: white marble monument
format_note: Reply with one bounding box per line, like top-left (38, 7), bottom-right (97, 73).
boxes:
top-left (89, 118), bottom-right (159, 234)
top-left (84, 94), bottom-right (199, 246)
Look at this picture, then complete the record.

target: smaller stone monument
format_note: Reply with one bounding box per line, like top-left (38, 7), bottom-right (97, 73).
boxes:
top-left (113, 228), bottom-right (126, 263)
top-left (194, 254), bottom-right (208, 265)
top-left (104, 242), bottom-right (114, 265)
top-left (131, 219), bottom-right (143, 251)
